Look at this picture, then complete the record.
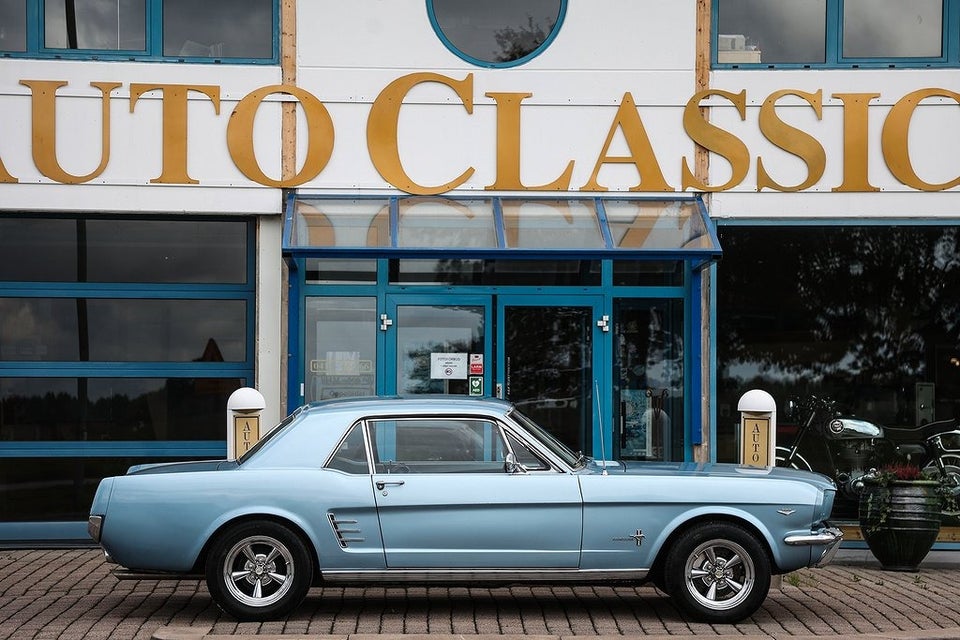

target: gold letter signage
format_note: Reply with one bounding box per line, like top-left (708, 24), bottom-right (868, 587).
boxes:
top-left (7, 76), bottom-right (960, 195)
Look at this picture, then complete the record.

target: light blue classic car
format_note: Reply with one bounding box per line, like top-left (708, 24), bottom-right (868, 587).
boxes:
top-left (88, 396), bottom-right (841, 624)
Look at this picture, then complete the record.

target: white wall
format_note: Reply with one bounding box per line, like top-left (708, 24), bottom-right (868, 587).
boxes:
top-left (295, 0), bottom-right (700, 194)
top-left (709, 69), bottom-right (960, 219)
top-left (0, 59), bottom-right (283, 214)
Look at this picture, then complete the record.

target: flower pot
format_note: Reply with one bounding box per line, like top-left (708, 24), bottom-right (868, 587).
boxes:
top-left (858, 480), bottom-right (941, 571)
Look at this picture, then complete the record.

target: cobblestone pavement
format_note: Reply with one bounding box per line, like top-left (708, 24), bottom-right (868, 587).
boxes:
top-left (2, 548), bottom-right (960, 640)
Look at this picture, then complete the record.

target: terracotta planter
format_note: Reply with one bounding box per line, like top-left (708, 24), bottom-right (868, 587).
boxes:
top-left (858, 480), bottom-right (941, 571)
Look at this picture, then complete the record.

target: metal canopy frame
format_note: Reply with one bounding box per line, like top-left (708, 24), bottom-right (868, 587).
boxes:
top-left (284, 194), bottom-right (722, 271)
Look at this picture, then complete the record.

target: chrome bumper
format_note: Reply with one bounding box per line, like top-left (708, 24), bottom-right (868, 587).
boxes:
top-left (784, 526), bottom-right (844, 567)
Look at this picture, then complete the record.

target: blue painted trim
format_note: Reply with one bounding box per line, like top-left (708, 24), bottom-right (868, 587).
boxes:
top-left (0, 441), bottom-right (226, 457)
top-left (492, 198), bottom-right (506, 248)
top-left (688, 266), bottom-right (702, 448)
top-left (595, 200), bottom-right (614, 249)
top-left (0, 363), bottom-right (253, 374)
top-left (283, 191), bottom-right (297, 250)
top-left (425, 0), bottom-right (567, 69)
top-left (0, 522), bottom-right (91, 544)
top-left (287, 256), bottom-right (304, 412)
top-left (389, 197), bottom-right (400, 248)
top-left (709, 262), bottom-right (718, 462)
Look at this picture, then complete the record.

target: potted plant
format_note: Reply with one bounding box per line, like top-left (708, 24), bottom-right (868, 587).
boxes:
top-left (858, 463), bottom-right (944, 571)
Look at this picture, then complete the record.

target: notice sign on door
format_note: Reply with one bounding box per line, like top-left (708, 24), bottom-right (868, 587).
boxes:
top-left (431, 353), bottom-right (468, 380)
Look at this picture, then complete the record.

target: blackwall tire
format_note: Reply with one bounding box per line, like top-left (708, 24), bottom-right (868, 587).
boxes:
top-left (663, 522), bottom-right (771, 623)
top-left (205, 520), bottom-right (313, 621)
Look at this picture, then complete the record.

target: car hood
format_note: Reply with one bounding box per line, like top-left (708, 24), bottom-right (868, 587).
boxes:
top-left (591, 459), bottom-right (835, 490)
top-left (126, 459), bottom-right (239, 475)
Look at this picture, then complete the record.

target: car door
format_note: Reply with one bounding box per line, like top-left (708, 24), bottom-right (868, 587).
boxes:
top-left (369, 416), bottom-right (583, 569)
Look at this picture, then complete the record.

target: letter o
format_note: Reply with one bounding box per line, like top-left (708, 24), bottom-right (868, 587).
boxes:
top-left (227, 85), bottom-right (334, 187)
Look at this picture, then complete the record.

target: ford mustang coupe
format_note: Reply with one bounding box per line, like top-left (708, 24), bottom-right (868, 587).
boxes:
top-left (88, 396), bottom-right (841, 624)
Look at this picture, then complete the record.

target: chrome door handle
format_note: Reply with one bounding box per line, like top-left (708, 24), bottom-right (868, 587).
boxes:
top-left (376, 480), bottom-right (405, 490)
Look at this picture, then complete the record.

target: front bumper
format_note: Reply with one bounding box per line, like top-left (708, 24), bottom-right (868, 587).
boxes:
top-left (784, 526), bottom-right (844, 567)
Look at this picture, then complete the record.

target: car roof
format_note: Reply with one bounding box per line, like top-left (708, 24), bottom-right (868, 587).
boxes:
top-left (300, 395), bottom-right (516, 419)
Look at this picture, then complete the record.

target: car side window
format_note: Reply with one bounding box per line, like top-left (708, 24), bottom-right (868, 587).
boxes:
top-left (504, 431), bottom-right (552, 471)
top-left (325, 423), bottom-right (369, 474)
top-left (368, 418), bottom-right (507, 473)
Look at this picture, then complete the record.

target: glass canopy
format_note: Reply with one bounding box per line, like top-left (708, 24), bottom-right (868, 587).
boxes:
top-left (285, 195), bottom-right (721, 269)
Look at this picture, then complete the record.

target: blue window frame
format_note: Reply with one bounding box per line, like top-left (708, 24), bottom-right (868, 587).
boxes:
top-left (0, 215), bottom-right (256, 543)
top-left (0, 0), bottom-right (278, 64)
top-left (713, 0), bottom-right (959, 69)
top-left (426, 0), bottom-right (567, 68)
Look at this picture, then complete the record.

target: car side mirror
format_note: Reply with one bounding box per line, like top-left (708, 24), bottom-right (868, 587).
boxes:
top-left (504, 452), bottom-right (526, 474)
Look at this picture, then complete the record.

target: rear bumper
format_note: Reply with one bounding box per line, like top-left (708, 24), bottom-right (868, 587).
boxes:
top-left (784, 526), bottom-right (844, 567)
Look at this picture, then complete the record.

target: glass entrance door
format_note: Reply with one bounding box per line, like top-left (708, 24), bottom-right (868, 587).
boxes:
top-left (385, 295), bottom-right (491, 396)
top-left (497, 296), bottom-right (605, 456)
top-left (613, 299), bottom-right (685, 461)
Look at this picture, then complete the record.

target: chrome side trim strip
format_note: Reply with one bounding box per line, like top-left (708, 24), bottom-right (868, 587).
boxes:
top-left (319, 568), bottom-right (649, 584)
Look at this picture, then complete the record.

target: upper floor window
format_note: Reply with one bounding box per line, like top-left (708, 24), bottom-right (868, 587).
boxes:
top-left (714, 0), bottom-right (952, 68)
top-left (427, 0), bottom-right (566, 68)
top-left (0, 0), bottom-right (277, 63)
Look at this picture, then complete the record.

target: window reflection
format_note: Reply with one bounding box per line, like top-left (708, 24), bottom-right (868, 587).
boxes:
top-left (0, 377), bottom-right (240, 441)
top-left (163, 0), bottom-right (272, 58)
top-left (843, 0), bottom-right (942, 58)
top-left (0, 457), bottom-right (212, 521)
top-left (717, 0), bottom-right (826, 64)
top-left (430, 0), bottom-right (563, 65)
top-left (0, 0), bottom-right (27, 50)
top-left (0, 298), bottom-right (246, 362)
top-left (390, 259), bottom-right (601, 286)
top-left (45, 0), bottom-right (145, 50)
top-left (305, 297), bottom-right (377, 402)
top-left (0, 218), bottom-right (247, 283)
top-left (717, 226), bottom-right (960, 463)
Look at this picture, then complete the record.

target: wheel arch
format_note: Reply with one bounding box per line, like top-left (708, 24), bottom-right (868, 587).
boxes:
top-left (192, 513), bottom-right (322, 582)
top-left (647, 512), bottom-right (778, 586)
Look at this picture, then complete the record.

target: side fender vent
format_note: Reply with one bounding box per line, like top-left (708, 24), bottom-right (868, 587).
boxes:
top-left (327, 513), bottom-right (364, 548)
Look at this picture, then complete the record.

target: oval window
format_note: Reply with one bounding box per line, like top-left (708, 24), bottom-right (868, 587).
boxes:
top-left (428, 0), bottom-right (566, 68)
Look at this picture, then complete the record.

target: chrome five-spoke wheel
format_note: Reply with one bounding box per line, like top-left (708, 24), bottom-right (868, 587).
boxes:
top-left (206, 521), bottom-right (312, 621)
top-left (664, 522), bottom-right (770, 623)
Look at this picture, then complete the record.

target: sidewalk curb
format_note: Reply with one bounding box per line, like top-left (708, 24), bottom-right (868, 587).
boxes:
top-left (151, 629), bottom-right (960, 640)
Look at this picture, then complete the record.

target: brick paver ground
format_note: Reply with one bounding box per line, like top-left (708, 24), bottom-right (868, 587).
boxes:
top-left (2, 549), bottom-right (960, 640)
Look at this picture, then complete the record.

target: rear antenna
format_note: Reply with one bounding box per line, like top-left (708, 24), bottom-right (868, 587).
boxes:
top-left (595, 380), bottom-right (608, 476)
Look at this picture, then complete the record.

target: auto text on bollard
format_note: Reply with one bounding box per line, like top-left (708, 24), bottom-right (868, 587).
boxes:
top-left (227, 387), bottom-right (266, 460)
top-left (738, 389), bottom-right (777, 468)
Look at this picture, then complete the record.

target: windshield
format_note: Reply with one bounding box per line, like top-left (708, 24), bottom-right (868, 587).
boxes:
top-left (508, 408), bottom-right (584, 468)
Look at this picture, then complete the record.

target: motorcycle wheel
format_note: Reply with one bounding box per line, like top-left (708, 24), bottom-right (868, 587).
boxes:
top-left (924, 455), bottom-right (960, 488)
top-left (775, 446), bottom-right (813, 472)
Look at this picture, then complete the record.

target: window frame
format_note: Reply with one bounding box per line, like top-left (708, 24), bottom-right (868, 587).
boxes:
top-left (712, 0), bottom-right (959, 69)
top-left (425, 0), bottom-right (568, 69)
top-left (3, 0), bottom-right (279, 64)
top-left (0, 214), bottom-right (257, 458)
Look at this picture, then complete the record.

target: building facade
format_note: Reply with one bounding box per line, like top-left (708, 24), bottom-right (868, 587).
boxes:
top-left (1, 0), bottom-right (958, 544)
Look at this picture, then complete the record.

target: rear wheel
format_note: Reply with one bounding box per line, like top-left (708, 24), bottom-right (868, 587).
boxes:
top-left (205, 520), bottom-right (313, 621)
top-left (663, 522), bottom-right (770, 623)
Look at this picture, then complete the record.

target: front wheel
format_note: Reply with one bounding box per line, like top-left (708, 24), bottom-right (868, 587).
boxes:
top-left (663, 522), bottom-right (771, 623)
top-left (775, 446), bottom-right (813, 472)
top-left (205, 520), bottom-right (313, 621)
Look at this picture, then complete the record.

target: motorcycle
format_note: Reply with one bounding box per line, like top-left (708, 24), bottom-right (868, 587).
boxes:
top-left (777, 396), bottom-right (960, 515)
